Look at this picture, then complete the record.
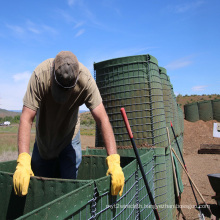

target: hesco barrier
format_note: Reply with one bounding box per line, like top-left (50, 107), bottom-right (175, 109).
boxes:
top-left (198, 100), bottom-right (213, 121)
top-left (94, 55), bottom-right (169, 148)
top-left (0, 137), bottom-right (184, 220)
top-left (184, 102), bottom-right (199, 122)
top-left (159, 67), bottom-right (174, 142)
top-left (212, 99), bottom-right (220, 121)
top-left (184, 99), bottom-right (220, 122)
top-left (178, 105), bottom-right (184, 134)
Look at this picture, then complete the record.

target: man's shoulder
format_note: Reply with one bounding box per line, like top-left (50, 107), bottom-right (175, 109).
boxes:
top-left (34, 58), bottom-right (54, 78)
top-left (78, 62), bottom-right (91, 76)
top-left (78, 62), bottom-right (93, 83)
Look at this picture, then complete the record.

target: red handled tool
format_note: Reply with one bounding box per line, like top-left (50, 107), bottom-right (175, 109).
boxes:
top-left (170, 121), bottom-right (206, 220)
top-left (121, 108), bottom-right (160, 220)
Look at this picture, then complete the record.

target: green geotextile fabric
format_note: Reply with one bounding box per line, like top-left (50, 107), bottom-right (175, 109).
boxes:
top-left (0, 172), bottom-right (92, 220)
top-left (198, 100), bottom-right (213, 121)
top-left (0, 143), bottom-right (185, 220)
top-left (159, 66), bottom-right (174, 143)
top-left (172, 152), bottom-right (184, 194)
top-left (184, 102), bottom-right (199, 122)
top-left (212, 99), bottom-right (220, 121)
top-left (184, 99), bottom-right (220, 122)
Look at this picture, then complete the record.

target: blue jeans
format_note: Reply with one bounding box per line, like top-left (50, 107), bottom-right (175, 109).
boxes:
top-left (31, 131), bottom-right (82, 179)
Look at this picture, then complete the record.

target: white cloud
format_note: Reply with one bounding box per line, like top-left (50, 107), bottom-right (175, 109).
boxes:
top-left (67, 0), bottom-right (77, 6)
top-left (75, 29), bottom-right (85, 37)
top-left (57, 9), bottom-right (76, 23)
top-left (42, 25), bottom-right (57, 35)
top-left (6, 24), bottom-right (24, 35)
top-left (165, 57), bottom-right (193, 70)
top-left (6, 21), bottom-right (57, 38)
top-left (13, 71), bottom-right (31, 82)
top-left (168, 0), bottom-right (204, 13)
top-left (74, 21), bottom-right (84, 29)
top-left (191, 85), bottom-right (208, 91)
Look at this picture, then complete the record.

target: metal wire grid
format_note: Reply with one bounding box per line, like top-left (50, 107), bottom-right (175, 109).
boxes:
top-left (170, 91), bottom-right (181, 137)
top-left (165, 150), bottom-right (176, 219)
top-left (153, 153), bottom-right (169, 220)
top-left (68, 156), bottom-right (157, 220)
top-left (94, 59), bottom-right (167, 148)
top-left (159, 74), bottom-right (174, 143)
top-left (68, 145), bottom-right (184, 220)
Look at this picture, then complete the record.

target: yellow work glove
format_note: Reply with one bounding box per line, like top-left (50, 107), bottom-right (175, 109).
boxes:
top-left (106, 154), bottom-right (125, 196)
top-left (13, 152), bottom-right (34, 196)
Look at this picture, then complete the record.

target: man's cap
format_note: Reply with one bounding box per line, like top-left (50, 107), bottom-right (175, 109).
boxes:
top-left (51, 51), bottom-right (79, 104)
top-left (54, 51), bottom-right (79, 88)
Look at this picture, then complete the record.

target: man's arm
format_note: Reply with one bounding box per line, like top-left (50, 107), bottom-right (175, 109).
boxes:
top-left (18, 106), bottom-right (37, 154)
top-left (90, 103), bottom-right (117, 155)
top-left (91, 103), bottom-right (125, 196)
top-left (13, 106), bottom-right (36, 196)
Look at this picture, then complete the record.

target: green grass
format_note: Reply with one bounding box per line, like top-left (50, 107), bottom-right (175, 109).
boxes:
top-left (80, 128), bottom-right (95, 136)
top-left (0, 124), bottom-right (35, 154)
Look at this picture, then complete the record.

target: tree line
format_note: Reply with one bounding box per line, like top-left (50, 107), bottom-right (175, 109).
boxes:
top-left (0, 115), bottom-right (36, 124)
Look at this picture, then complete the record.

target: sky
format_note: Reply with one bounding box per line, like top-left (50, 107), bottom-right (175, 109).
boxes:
top-left (0, 0), bottom-right (219, 111)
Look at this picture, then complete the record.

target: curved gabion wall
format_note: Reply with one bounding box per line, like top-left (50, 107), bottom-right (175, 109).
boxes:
top-left (159, 67), bottom-right (174, 142)
top-left (184, 102), bottom-right (199, 122)
top-left (178, 104), bottom-right (184, 134)
top-left (198, 100), bottom-right (213, 121)
top-left (94, 54), bottom-right (168, 147)
top-left (212, 99), bottom-right (220, 121)
top-left (184, 99), bottom-right (220, 122)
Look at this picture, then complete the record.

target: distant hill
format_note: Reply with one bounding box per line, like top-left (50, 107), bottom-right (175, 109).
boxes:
top-left (0, 109), bottom-right (21, 118)
top-left (176, 94), bottom-right (220, 110)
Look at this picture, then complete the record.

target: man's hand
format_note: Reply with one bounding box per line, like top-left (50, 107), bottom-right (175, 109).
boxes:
top-left (13, 152), bottom-right (34, 196)
top-left (106, 154), bottom-right (125, 196)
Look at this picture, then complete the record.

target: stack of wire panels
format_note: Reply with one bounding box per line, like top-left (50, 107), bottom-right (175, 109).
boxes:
top-left (159, 67), bottom-right (174, 142)
top-left (94, 54), bottom-right (168, 148)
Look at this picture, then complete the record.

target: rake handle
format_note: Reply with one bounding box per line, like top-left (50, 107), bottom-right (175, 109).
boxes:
top-left (120, 108), bottom-right (160, 220)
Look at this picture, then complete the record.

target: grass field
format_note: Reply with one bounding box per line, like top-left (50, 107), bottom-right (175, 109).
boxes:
top-left (0, 124), bottom-right (35, 154)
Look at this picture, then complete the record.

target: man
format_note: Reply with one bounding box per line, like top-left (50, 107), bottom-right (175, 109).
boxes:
top-left (13, 51), bottom-right (124, 197)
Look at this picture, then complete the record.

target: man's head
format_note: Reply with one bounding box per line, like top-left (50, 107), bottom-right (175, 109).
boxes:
top-left (51, 51), bottom-right (79, 104)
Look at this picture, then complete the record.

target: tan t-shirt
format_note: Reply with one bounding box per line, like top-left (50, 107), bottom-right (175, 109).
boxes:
top-left (23, 58), bottom-right (102, 159)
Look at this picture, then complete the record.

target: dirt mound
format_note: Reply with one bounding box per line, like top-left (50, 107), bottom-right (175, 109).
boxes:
top-left (183, 120), bottom-right (220, 155)
top-left (180, 120), bottom-right (220, 219)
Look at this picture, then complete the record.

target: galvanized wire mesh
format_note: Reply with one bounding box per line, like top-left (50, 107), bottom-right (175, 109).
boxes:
top-left (0, 141), bottom-right (184, 219)
top-left (159, 67), bottom-right (174, 143)
top-left (67, 144), bottom-right (184, 220)
top-left (94, 55), bottom-right (168, 148)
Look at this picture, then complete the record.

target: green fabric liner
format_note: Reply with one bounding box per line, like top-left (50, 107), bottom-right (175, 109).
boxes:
top-left (0, 143), bottom-right (184, 219)
top-left (171, 152), bottom-right (184, 194)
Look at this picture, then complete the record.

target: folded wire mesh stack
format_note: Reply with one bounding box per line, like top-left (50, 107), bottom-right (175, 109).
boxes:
top-left (94, 54), bottom-right (168, 147)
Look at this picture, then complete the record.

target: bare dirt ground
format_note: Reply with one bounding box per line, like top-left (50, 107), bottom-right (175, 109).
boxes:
top-left (0, 120), bottom-right (219, 220)
top-left (180, 120), bottom-right (220, 220)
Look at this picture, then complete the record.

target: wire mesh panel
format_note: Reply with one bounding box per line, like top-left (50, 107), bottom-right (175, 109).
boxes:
top-left (170, 90), bottom-right (181, 137)
top-left (159, 67), bottom-right (174, 143)
top-left (153, 148), bottom-right (169, 220)
top-left (138, 150), bottom-right (156, 220)
top-left (177, 105), bottom-right (184, 135)
top-left (94, 54), bottom-right (167, 148)
top-left (94, 162), bottom-right (140, 220)
top-left (165, 149), bottom-right (176, 219)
